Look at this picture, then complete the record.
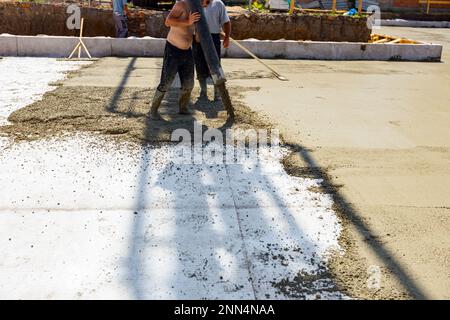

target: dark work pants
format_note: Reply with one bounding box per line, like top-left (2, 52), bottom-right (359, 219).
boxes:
top-left (156, 41), bottom-right (195, 93)
top-left (192, 33), bottom-right (221, 81)
top-left (113, 14), bottom-right (128, 38)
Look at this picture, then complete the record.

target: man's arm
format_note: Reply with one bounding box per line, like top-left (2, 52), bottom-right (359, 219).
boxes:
top-left (219, 2), bottom-right (231, 48)
top-left (123, 0), bottom-right (129, 16)
top-left (165, 2), bottom-right (200, 28)
top-left (222, 21), bottom-right (231, 48)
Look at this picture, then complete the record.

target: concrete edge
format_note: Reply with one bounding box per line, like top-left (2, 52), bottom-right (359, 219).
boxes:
top-left (381, 19), bottom-right (450, 28)
top-left (0, 35), bottom-right (443, 62)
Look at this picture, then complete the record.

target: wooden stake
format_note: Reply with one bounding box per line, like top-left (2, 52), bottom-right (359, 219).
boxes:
top-left (79, 39), bottom-right (93, 59)
top-left (389, 38), bottom-right (402, 44)
top-left (68, 42), bottom-right (81, 59)
top-left (373, 38), bottom-right (389, 43)
top-left (332, 0), bottom-right (336, 13)
top-left (358, 0), bottom-right (363, 14)
top-left (77, 18), bottom-right (84, 58)
top-left (68, 18), bottom-right (93, 60)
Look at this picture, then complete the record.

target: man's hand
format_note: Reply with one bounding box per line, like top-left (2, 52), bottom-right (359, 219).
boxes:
top-left (223, 35), bottom-right (230, 48)
top-left (222, 22), bottom-right (231, 48)
top-left (123, 0), bottom-right (129, 16)
top-left (166, 3), bottom-right (200, 28)
top-left (188, 12), bottom-right (201, 25)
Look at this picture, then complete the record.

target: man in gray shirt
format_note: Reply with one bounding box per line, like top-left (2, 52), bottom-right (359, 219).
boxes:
top-left (193, 0), bottom-right (231, 101)
top-left (112, 0), bottom-right (128, 38)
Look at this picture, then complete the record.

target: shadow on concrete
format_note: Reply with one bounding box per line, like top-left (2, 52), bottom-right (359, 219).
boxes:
top-left (284, 142), bottom-right (428, 299)
top-left (106, 57), bottom-right (138, 114)
top-left (103, 57), bottom-right (427, 299)
top-left (193, 96), bottom-right (219, 119)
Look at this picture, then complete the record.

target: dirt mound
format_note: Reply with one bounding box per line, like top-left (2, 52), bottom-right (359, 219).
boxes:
top-left (0, 2), bottom-right (371, 42)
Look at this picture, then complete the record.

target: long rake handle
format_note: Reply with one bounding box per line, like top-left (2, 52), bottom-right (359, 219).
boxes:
top-left (223, 33), bottom-right (287, 81)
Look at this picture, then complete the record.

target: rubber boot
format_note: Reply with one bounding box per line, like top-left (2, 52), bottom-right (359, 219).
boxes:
top-left (148, 89), bottom-right (165, 120)
top-left (179, 89), bottom-right (192, 115)
top-left (213, 85), bottom-right (222, 101)
top-left (199, 78), bottom-right (208, 100)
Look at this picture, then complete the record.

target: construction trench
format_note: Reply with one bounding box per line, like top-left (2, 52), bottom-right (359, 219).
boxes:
top-left (1, 2), bottom-right (449, 300)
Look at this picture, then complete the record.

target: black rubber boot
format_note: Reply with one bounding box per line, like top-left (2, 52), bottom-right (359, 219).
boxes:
top-left (199, 78), bottom-right (208, 99)
top-left (148, 89), bottom-right (165, 120)
top-left (213, 85), bottom-right (222, 101)
top-left (179, 89), bottom-right (192, 115)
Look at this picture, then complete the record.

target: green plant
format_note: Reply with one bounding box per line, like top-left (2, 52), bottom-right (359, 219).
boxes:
top-left (252, 0), bottom-right (265, 11)
top-left (245, 0), bottom-right (270, 12)
top-left (29, 0), bottom-right (48, 4)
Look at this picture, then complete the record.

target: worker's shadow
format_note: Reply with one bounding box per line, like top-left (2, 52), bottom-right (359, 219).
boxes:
top-left (107, 86), bottom-right (209, 143)
top-left (192, 89), bottom-right (235, 133)
top-left (146, 86), bottom-right (232, 141)
top-left (141, 88), bottom-right (215, 143)
top-left (144, 86), bottom-right (234, 141)
top-left (192, 94), bottom-right (221, 119)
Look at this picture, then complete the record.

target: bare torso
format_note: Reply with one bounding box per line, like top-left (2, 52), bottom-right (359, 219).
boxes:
top-left (167, 0), bottom-right (194, 50)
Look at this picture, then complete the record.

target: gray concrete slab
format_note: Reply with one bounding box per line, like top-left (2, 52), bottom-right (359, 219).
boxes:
top-left (111, 37), bottom-right (166, 57)
top-left (16, 35), bottom-right (78, 58)
top-left (3, 25), bottom-right (449, 298)
top-left (1, 34), bottom-right (443, 61)
top-left (46, 49), bottom-right (450, 298)
top-left (382, 20), bottom-right (450, 28)
top-left (0, 34), bottom-right (17, 56)
top-left (82, 37), bottom-right (112, 58)
top-left (224, 26), bottom-right (450, 299)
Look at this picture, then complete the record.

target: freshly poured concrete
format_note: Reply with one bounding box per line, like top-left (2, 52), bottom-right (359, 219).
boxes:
top-left (0, 57), bottom-right (344, 299)
top-left (0, 135), bottom-right (343, 299)
top-left (0, 57), bottom-right (89, 125)
top-left (31, 26), bottom-right (450, 298)
top-left (1, 26), bottom-right (449, 299)
top-left (381, 20), bottom-right (450, 28)
top-left (225, 26), bottom-right (450, 299)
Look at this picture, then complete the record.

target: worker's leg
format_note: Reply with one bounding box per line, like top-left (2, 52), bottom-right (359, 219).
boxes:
top-left (212, 33), bottom-right (222, 59)
top-left (192, 40), bottom-right (209, 99)
top-left (148, 42), bottom-right (179, 120)
top-left (113, 14), bottom-right (122, 38)
top-left (211, 33), bottom-right (222, 101)
top-left (120, 15), bottom-right (129, 38)
top-left (113, 14), bottom-right (128, 38)
top-left (177, 49), bottom-right (195, 115)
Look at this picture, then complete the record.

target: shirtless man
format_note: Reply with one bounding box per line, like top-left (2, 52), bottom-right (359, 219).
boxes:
top-left (148, 0), bottom-right (201, 120)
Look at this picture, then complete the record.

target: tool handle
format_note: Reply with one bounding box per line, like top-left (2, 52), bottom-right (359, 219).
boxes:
top-left (190, 0), bottom-right (226, 85)
top-left (223, 33), bottom-right (283, 78)
top-left (80, 18), bottom-right (84, 38)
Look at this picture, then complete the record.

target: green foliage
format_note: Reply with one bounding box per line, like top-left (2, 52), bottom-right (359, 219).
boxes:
top-left (252, 0), bottom-right (265, 11)
top-left (244, 0), bottom-right (268, 12)
top-left (28, 0), bottom-right (48, 4)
